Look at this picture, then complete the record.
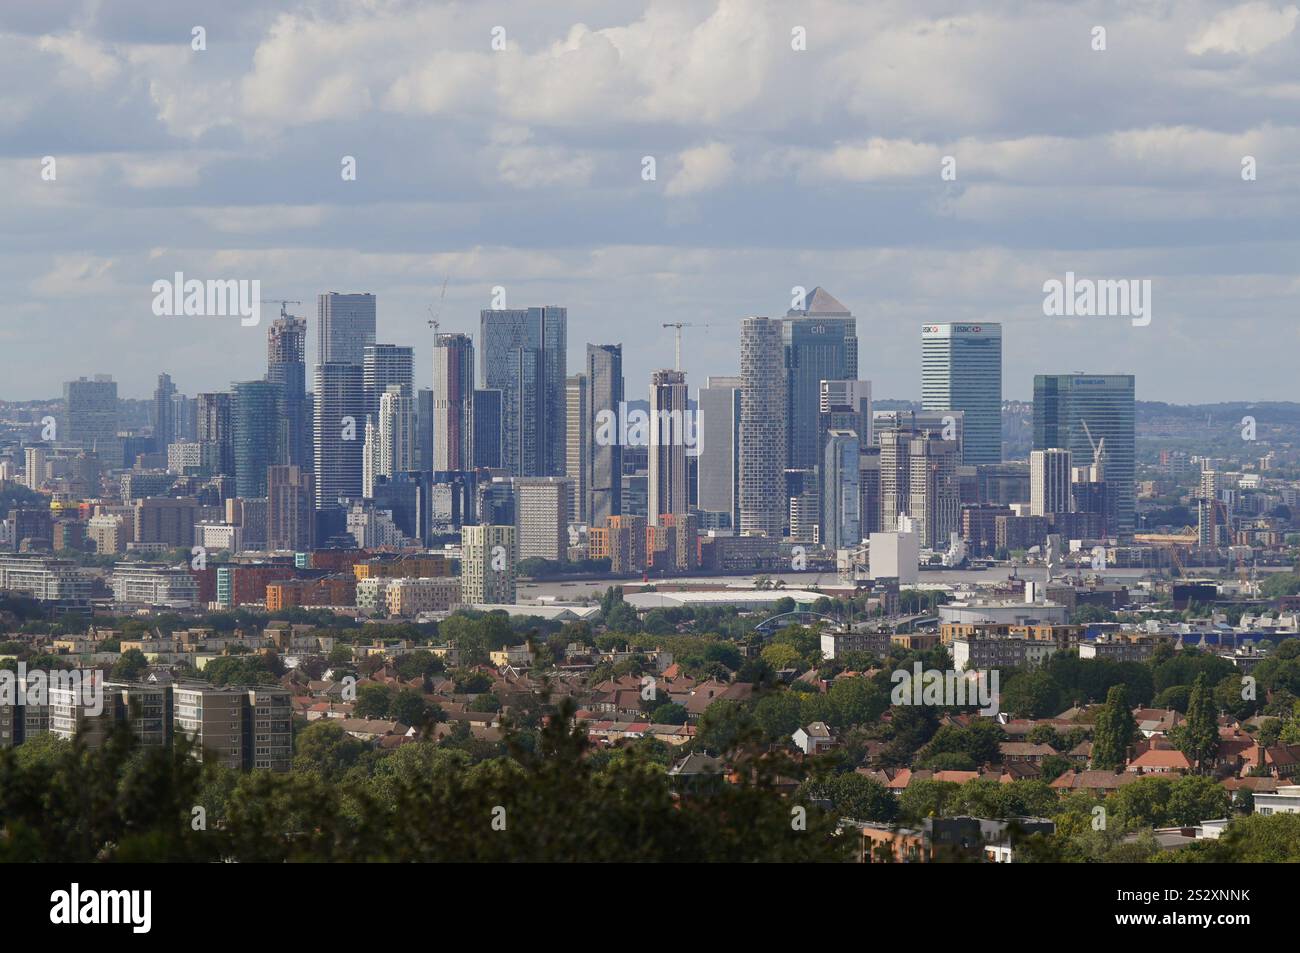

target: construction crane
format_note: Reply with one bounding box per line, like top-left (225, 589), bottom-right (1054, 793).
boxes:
top-left (660, 322), bottom-right (711, 372)
top-left (1080, 419), bottom-right (1106, 475)
top-left (260, 299), bottom-right (302, 321)
top-left (427, 277), bottom-right (449, 334)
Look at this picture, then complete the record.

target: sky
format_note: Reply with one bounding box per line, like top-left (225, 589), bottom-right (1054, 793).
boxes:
top-left (3, 0), bottom-right (1300, 403)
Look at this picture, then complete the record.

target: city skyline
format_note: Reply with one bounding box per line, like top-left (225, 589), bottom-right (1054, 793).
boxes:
top-left (7, 2), bottom-right (1300, 404)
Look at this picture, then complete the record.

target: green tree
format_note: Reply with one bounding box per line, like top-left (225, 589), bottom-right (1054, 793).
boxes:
top-left (1173, 673), bottom-right (1219, 774)
top-left (1090, 684), bottom-right (1135, 770)
top-left (110, 648), bottom-right (150, 681)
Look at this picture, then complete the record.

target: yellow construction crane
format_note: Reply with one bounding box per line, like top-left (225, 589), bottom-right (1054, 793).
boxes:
top-left (660, 322), bottom-right (710, 371)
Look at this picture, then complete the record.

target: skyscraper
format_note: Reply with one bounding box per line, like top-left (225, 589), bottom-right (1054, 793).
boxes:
top-left (63, 375), bottom-right (117, 449)
top-left (231, 380), bottom-right (278, 499)
top-left (739, 317), bottom-right (787, 537)
top-left (472, 388), bottom-right (502, 470)
top-left (586, 343), bottom-right (623, 526)
top-left (647, 368), bottom-right (689, 526)
top-left (822, 429), bottom-right (861, 550)
top-left (879, 428), bottom-right (961, 547)
top-left (317, 292), bottom-right (376, 366)
top-left (197, 392), bottom-right (233, 478)
top-left (1030, 448), bottom-right (1072, 518)
top-left (566, 373), bottom-right (589, 524)
top-left (268, 464), bottom-right (315, 551)
top-left (783, 288), bottom-right (858, 470)
top-left (431, 333), bottom-right (474, 471)
top-left (267, 313), bottom-right (309, 468)
top-left (1033, 373), bottom-right (1135, 536)
top-left (362, 343), bottom-right (413, 421)
top-left (818, 379), bottom-right (872, 452)
top-left (480, 307), bottom-right (566, 477)
top-left (377, 387), bottom-right (416, 483)
top-left (153, 373), bottom-right (176, 453)
top-left (921, 323), bottom-right (1002, 465)
top-left (313, 363), bottom-right (365, 509)
top-left (697, 375), bottom-right (741, 530)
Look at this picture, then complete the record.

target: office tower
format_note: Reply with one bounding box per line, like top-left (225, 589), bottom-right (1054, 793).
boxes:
top-left (461, 524), bottom-right (517, 604)
top-left (739, 317), bottom-right (787, 537)
top-left (921, 323), bottom-right (1002, 465)
top-left (880, 428), bottom-right (960, 547)
top-left (317, 292), bottom-right (376, 366)
top-left (819, 379), bottom-right (872, 455)
top-left (196, 392), bottom-right (233, 478)
top-left (417, 388), bottom-right (434, 473)
top-left (267, 313), bottom-right (309, 468)
top-left (514, 477), bottom-right (570, 562)
top-left (783, 288), bottom-right (857, 469)
top-left (265, 462), bottom-right (313, 546)
top-left (431, 333), bottom-right (474, 471)
top-left (472, 388), bottom-right (502, 469)
top-left (378, 387), bottom-right (416, 482)
top-left (23, 446), bottom-right (46, 492)
top-left (153, 373), bottom-right (176, 453)
top-left (231, 380), bottom-right (278, 499)
top-left (480, 307), bottom-right (566, 477)
top-left (873, 409), bottom-right (962, 456)
top-left (647, 368), bottom-right (689, 526)
top-left (172, 393), bottom-right (197, 442)
top-left (1030, 448), bottom-right (1072, 518)
top-left (362, 417), bottom-right (380, 499)
top-left (1197, 468), bottom-right (1228, 547)
top-left (586, 343), bottom-right (624, 525)
top-left (313, 363), bottom-right (365, 509)
top-left (63, 375), bottom-right (117, 448)
top-left (822, 430), bottom-right (861, 550)
top-left (477, 477), bottom-right (516, 526)
top-left (697, 375), bottom-right (741, 530)
top-left (1033, 373), bottom-right (1135, 536)
top-left (566, 373), bottom-right (589, 523)
top-left (363, 343), bottom-right (414, 421)
top-left (859, 447), bottom-right (882, 535)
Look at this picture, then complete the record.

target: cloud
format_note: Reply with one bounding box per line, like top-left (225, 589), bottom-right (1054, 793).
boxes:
top-left (1188, 2), bottom-right (1299, 55)
top-left (666, 142), bottom-right (736, 196)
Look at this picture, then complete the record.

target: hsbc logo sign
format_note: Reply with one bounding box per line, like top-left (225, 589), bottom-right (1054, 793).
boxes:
top-left (923, 325), bottom-right (985, 334)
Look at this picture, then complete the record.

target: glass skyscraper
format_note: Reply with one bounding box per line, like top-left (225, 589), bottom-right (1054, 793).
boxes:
top-left (479, 307), bottom-right (566, 478)
top-left (1033, 373), bottom-right (1136, 537)
top-left (267, 314), bottom-right (309, 468)
top-left (921, 323), bottom-right (1002, 466)
top-left (313, 363), bottom-right (365, 509)
top-left (783, 288), bottom-right (857, 470)
top-left (586, 343), bottom-right (623, 526)
top-left (231, 380), bottom-right (278, 498)
top-left (317, 292), bottom-right (376, 366)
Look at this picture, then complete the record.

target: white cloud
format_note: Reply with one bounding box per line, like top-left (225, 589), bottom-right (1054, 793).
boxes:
top-left (1188, 2), bottom-right (1299, 55)
top-left (666, 142), bottom-right (736, 196)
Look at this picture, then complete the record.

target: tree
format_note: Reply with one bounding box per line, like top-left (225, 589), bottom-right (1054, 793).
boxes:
top-left (761, 643), bottom-right (803, 672)
top-left (291, 721), bottom-right (368, 782)
top-left (1091, 684), bottom-right (1135, 770)
top-left (1166, 775), bottom-right (1231, 826)
top-left (391, 689), bottom-right (437, 727)
top-left (828, 773), bottom-right (896, 823)
top-left (110, 648), bottom-right (149, 681)
top-left (649, 702), bottom-right (688, 725)
top-left (353, 684), bottom-right (393, 719)
top-left (1173, 673), bottom-right (1219, 774)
